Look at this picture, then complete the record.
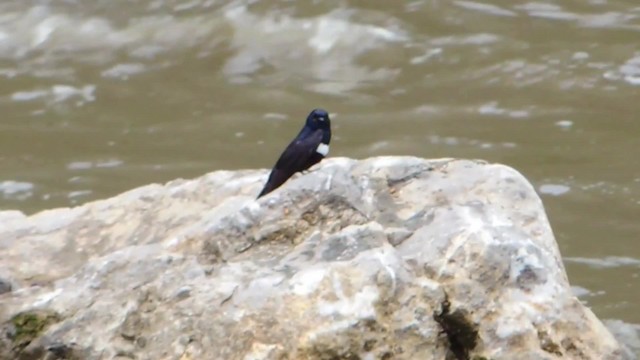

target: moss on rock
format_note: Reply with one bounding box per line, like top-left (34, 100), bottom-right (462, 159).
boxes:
top-left (9, 309), bottom-right (61, 353)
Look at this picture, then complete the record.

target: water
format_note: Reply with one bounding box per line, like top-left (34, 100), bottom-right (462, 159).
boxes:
top-left (1, 0), bottom-right (639, 353)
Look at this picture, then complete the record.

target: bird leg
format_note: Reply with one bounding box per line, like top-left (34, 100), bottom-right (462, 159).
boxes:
top-left (301, 166), bottom-right (321, 176)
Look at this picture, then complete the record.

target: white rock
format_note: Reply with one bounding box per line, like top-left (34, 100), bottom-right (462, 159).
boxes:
top-left (0, 157), bottom-right (632, 359)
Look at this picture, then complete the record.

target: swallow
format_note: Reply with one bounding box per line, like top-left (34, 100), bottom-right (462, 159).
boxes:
top-left (257, 108), bottom-right (332, 198)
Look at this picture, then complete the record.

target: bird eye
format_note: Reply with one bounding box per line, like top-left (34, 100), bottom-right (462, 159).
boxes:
top-left (317, 117), bottom-right (325, 122)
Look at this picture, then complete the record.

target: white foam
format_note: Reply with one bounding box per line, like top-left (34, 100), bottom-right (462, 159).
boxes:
top-left (455, 1), bottom-right (517, 17)
top-left (95, 159), bottom-right (123, 168)
top-left (539, 184), bottom-right (570, 196)
top-left (222, 7), bottom-right (407, 94)
top-left (101, 63), bottom-right (146, 80)
top-left (565, 256), bottom-right (640, 269)
top-left (0, 180), bottom-right (34, 197)
top-left (52, 84), bottom-right (96, 103)
top-left (68, 190), bottom-right (92, 199)
top-left (11, 90), bottom-right (48, 102)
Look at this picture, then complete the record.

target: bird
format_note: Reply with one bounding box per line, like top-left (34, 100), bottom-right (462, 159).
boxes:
top-left (257, 108), bottom-right (332, 198)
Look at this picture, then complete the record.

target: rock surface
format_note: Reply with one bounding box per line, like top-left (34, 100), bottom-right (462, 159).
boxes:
top-left (0, 157), bottom-right (632, 360)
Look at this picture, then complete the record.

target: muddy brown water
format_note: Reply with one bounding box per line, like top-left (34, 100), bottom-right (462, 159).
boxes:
top-left (0, 0), bottom-right (639, 352)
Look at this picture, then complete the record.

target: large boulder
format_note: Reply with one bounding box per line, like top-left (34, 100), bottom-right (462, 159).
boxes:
top-left (0, 157), bottom-right (631, 359)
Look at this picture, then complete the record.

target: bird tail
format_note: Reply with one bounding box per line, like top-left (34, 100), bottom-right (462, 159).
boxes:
top-left (256, 184), bottom-right (271, 199)
top-left (257, 169), bottom-right (289, 199)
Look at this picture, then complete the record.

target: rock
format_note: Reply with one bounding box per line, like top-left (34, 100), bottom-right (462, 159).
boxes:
top-left (1, 309), bottom-right (61, 359)
top-left (604, 320), bottom-right (640, 356)
top-left (0, 278), bottom-right (12, 295)
top-left (0, 157), bottom-right (632, 359)
top-left (0, 209), bottom-right (25, 221)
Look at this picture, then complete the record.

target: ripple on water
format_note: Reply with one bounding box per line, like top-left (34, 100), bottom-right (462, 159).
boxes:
top-left (263, 113), bottom-right (288, 121)
top-left (477, 101), bottom-right (530, 118)
top-left (0, 180), bottom-right (34, 200)
top-left (539, 184), bottom-right (571, 196)
top-left (430, 33), bottom-right (502, 46)
top-left (454, 1), bottom-right (517, 17)
top-left (95, 159), bottom-right (124, 168)
top-left (616, 54), bottom-right (640, 86)
top-left (565, 256), bottom-right (640, 269)
top-left (508, 2), bottom-right (640, 34)
top-left (555, 120), bottom-right (573, 130)
top-left (67, 161), bottom-right (93, 170)
top-left (410, 47), bottom-right (442, 65)
top-left (571, 286), bottom-right (606, 301)
top-left (426, 134), bottom-right (517, 150)
top-left (10, 90), bottom-right (49, 102)
top-left (515, 3), bottom-right (578, 21)
top-left (67, 159), bottom-right (123, 170)
top-left (0, 3), bottom-right (227, 68)
top-left (10, 84), bottom-right (95, 106)
top-left (0, 3), bottom-right (411, 96)
top-left (101, 63), bottom-right (147, 80)
top-left (604, 319), bottom-right (640, 355)
top-left (222, 6), bottom-right (407, 94)
top-left (68, 190), bottom-right (92, 200)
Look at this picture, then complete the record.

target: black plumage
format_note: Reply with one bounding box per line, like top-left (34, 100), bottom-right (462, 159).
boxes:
top-left (257, 109), bottom-right (332, 198)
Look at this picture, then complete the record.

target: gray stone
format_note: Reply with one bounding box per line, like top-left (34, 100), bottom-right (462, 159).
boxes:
top-left (0, 278), bottom-right (12, 295)
top-left (0, 157), bottom-right (632, 359)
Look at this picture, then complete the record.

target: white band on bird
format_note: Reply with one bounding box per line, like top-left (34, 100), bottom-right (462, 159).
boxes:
top-left (316, 143), bottom-right (330, 156)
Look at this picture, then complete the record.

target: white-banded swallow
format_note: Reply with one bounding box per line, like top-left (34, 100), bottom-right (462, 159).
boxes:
top-left (257, 109), bottom-right (332, 198)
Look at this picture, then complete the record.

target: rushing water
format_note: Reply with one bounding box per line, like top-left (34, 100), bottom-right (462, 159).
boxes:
top-left (1, 0), bottom-right (639, 353)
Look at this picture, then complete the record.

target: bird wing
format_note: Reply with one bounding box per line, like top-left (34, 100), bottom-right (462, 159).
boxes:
top-left (273, 129), bottom-right (324, 173)
top-left (257, 129), bottom-right (324, 198)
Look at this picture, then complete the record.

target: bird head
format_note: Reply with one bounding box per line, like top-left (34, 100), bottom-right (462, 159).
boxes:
top-left (306, 108), bottom-right (331, 130)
